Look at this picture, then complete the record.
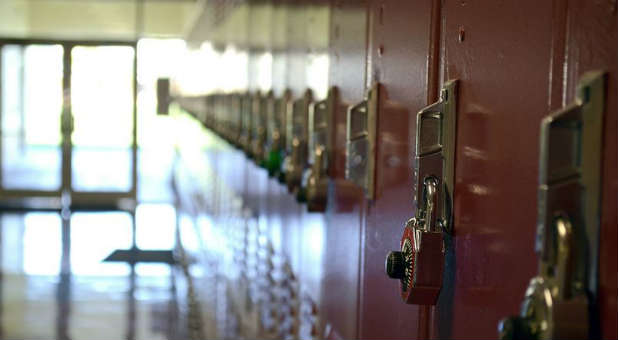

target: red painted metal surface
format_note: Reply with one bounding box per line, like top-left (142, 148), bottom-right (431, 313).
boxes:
top-left (319, 1), bottom-right (368, 338)
top-left (177, 0), bottom-right (617, 338)
top-left (358, 1), bottom-right (437, 338)
top-left (440, 1), bottom-right (555, 338)
top-left (398, 225), bottom-right (444, 305)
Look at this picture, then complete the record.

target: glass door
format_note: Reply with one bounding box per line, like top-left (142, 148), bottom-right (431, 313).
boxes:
top-left (0, 41), bottom-right (137, 208)
top-left (68, 45), bottom-right (136, 205)
top-left (0, 44), bottom-right (64, 199)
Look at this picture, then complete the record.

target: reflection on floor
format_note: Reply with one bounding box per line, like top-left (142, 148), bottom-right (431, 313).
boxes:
top-left (0, 204), bottom-right (188, 340)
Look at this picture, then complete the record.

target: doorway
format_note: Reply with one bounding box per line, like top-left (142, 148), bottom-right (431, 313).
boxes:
top-left (0, 39), bottom-right (137, 210)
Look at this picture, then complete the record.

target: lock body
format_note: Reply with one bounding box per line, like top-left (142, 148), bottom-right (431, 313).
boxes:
top-left (394, 220), bottom-right (444, 304)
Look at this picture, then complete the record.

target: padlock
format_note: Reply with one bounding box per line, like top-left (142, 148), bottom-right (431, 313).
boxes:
top-left (385, 80), bottom-right (458, 305)
top-left (386, 177), bottom-right (445, 305)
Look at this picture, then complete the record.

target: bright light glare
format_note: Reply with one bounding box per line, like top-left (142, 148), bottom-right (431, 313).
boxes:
top-left (257, 52), bottom-right (273, 92)
top-left (137, 38), bottom-right (186, 85)
top-left (71, 46), bottom-right (134, 148)
top-left (179, 214), bottom-right (199, 252)
top-left (24, 45), bottom-right (63, 146)
top-left (306, 53), bottom-right (329, 99)
top-left (70, 212), bottom-right (132, 276)
top-left (220, 45), bottom-right (249, 92)
top-left (136, 203), bottom-right (176, 250)
top-left (23, 213), bottom-right (62, 276)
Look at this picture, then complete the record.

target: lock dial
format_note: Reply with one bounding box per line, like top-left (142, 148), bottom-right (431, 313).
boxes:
top-left (400, 238), bottom-right (413, 292)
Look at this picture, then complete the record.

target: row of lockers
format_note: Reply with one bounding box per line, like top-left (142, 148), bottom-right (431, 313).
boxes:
top-left (177, 88), bottom-right (336, 212)
top-left (176, 73), bottom-right (609, 340)
top-left (169, 0), bottom-right (617, 339)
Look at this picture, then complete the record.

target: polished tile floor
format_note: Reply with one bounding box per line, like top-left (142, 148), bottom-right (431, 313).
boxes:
top-left (0, 205), bottom-right (185, 340)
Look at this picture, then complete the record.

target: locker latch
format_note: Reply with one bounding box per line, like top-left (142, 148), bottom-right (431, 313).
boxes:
top-left (385, 80), bottom-right (458, 305)
top-left (345, 83), bottom-right (379, 199)
top-left (304, 87), bottom-right (338, 211)
top-left (283, 89), bottom-right (313, 195)
top-left (499, 71), bottom-right (605, 340)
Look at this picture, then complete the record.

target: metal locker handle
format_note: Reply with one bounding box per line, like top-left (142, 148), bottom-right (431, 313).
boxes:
top-left (345, 83), bottom-right (379, 199)
top-left (499, 71), bottom-right (605, 340)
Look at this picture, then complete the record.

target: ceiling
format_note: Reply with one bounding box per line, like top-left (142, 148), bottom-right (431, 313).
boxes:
top-left (0, 0), bottom-right (201, 41)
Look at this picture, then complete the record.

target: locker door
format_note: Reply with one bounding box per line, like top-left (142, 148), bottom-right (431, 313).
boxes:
top-left (320, 1), bottom-right (368, 338)
top-left (359, 1), bottom-right (436, 339)
top-left (439, 1), bottom-right (556, 338)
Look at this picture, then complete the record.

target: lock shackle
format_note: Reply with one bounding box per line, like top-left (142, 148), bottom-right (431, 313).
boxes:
top-left (553, 214), bottom-right (576, 299)
top-left (423, 177), bottom-right (439, 232)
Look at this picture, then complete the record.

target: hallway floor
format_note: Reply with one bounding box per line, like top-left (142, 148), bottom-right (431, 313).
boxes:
top-left (0, 205), bottom-right (188, 340)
